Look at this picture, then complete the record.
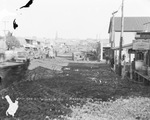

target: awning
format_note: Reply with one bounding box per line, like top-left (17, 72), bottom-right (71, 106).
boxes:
top-left (112, 43), bottom-right (132, 50)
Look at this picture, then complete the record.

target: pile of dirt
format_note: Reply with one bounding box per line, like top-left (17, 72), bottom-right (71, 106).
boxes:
top-left (0, 64), bottom-right (150, 120)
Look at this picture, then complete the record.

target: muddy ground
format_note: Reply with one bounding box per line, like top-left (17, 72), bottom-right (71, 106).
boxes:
top-left (0, 56), bottom-right (150, 120)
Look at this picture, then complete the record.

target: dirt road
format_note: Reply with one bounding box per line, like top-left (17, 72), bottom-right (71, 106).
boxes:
top-left (0, 55), bottom-right (150, 120)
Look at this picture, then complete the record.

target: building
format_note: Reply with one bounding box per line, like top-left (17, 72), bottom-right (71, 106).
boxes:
top-left (108, 17), bottom-right (150, 62)
top-left (108, 17), bottom-right (150, 47)
top-left (17, 37), bottom-right (27, 47)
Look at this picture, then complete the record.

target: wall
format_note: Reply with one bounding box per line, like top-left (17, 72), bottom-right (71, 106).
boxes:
top-left (114, 32), bottom-right (136, 47)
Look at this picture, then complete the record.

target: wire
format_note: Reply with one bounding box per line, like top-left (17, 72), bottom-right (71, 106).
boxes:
top-left (112, 2), bottom-right (122, 15)
top-left (117, 2), bottom-right (122, 13)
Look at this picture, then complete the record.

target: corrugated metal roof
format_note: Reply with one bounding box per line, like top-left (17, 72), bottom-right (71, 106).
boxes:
top-left (108, 17), bottom-right (150, 33)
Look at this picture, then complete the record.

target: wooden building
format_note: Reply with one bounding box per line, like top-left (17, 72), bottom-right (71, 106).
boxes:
top-left (108, 17), bottom-right (150, 48)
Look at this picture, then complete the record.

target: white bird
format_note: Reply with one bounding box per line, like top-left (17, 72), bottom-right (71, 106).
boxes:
top-left (5, 95), bottom-right (19, 117)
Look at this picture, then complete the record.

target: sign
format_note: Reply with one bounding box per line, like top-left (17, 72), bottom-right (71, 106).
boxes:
top-left (128, 49), bottom-right (136, 54)
top-left (133, 39), bottom-right (150, 50)
top-left (135, 32), bottom-right (150, 39)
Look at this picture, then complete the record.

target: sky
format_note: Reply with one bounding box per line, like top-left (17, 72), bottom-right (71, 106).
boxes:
top-left (0, 0), bottom-right (150, 39)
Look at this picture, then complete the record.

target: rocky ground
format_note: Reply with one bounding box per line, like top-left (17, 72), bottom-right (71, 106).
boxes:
top-left (0, 55), bottom-right (150, 120)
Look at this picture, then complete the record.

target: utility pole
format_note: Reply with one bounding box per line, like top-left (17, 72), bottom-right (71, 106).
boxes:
top-left (111, 11), bottom-right (118, 48)
top-left (118, 0), bottom-right (124, 76)
top-left (97, 41), bottom-right (101, 62)
top-left (2, 21), bottom-right (9, 36)
top-left (96, 34), bottom-right (101, 62)
top-left (110, 11), bottom-right (118, 65)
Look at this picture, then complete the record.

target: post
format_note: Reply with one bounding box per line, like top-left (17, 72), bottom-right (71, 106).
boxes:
top-left (97, 41), bottom-right (101, 62)
top-left (110, 11), bottom-right (118, 70)
top-left (111, 11), bottom-right (118, 48)
top-left (118, 0), bottom-right (124, 76)
top-left (129, 53), bottom-right (132, 79)
top-left (100, 41), bottom-right (103, 61)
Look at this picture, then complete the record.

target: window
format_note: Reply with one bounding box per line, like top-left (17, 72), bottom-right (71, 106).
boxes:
top-left (136, 51), bottom-right (144, 61)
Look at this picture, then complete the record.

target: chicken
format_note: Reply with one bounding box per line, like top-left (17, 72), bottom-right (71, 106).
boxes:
top-left (5, 95), bottom-right (19, 117)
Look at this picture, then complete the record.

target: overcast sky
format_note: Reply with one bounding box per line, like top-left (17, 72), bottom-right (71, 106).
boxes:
top-left (0, 0), bottom-right (150, 39)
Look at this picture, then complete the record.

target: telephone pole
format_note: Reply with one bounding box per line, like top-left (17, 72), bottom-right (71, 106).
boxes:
top-left (2, 21), bottom-right (9, 36)
top-left (118, 0), bottom-right (124, 76)
top-left (111, 11), bottom-right (118, 48)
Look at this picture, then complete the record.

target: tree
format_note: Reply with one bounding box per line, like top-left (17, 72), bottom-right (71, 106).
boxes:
top-left (6, 32), bottom-right (20, 50)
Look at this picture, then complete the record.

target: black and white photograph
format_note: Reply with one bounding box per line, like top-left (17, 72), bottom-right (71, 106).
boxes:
top-left (0, 0), bottom-right (150, 119)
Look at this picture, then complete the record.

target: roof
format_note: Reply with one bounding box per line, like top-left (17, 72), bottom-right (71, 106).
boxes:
top-left (108, 17), bottom-right (150, 33)
top-left (112, 43), bottom-right (132, 50)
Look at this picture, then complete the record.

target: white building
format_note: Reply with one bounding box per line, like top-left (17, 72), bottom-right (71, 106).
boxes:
top-left (108, 17), bottom-right (150, 62)
top-left (108, 17), bottom-right (150, 47)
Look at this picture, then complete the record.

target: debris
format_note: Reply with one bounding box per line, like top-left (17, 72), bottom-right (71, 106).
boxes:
top-left (74, 69), bottom-right (79, 71)
top-left (64, 67), bottom-right (70, 70)
top-left (44, 116), bottom-right (51, 120)
top-left (66, 74), bottom-right (69, 76)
